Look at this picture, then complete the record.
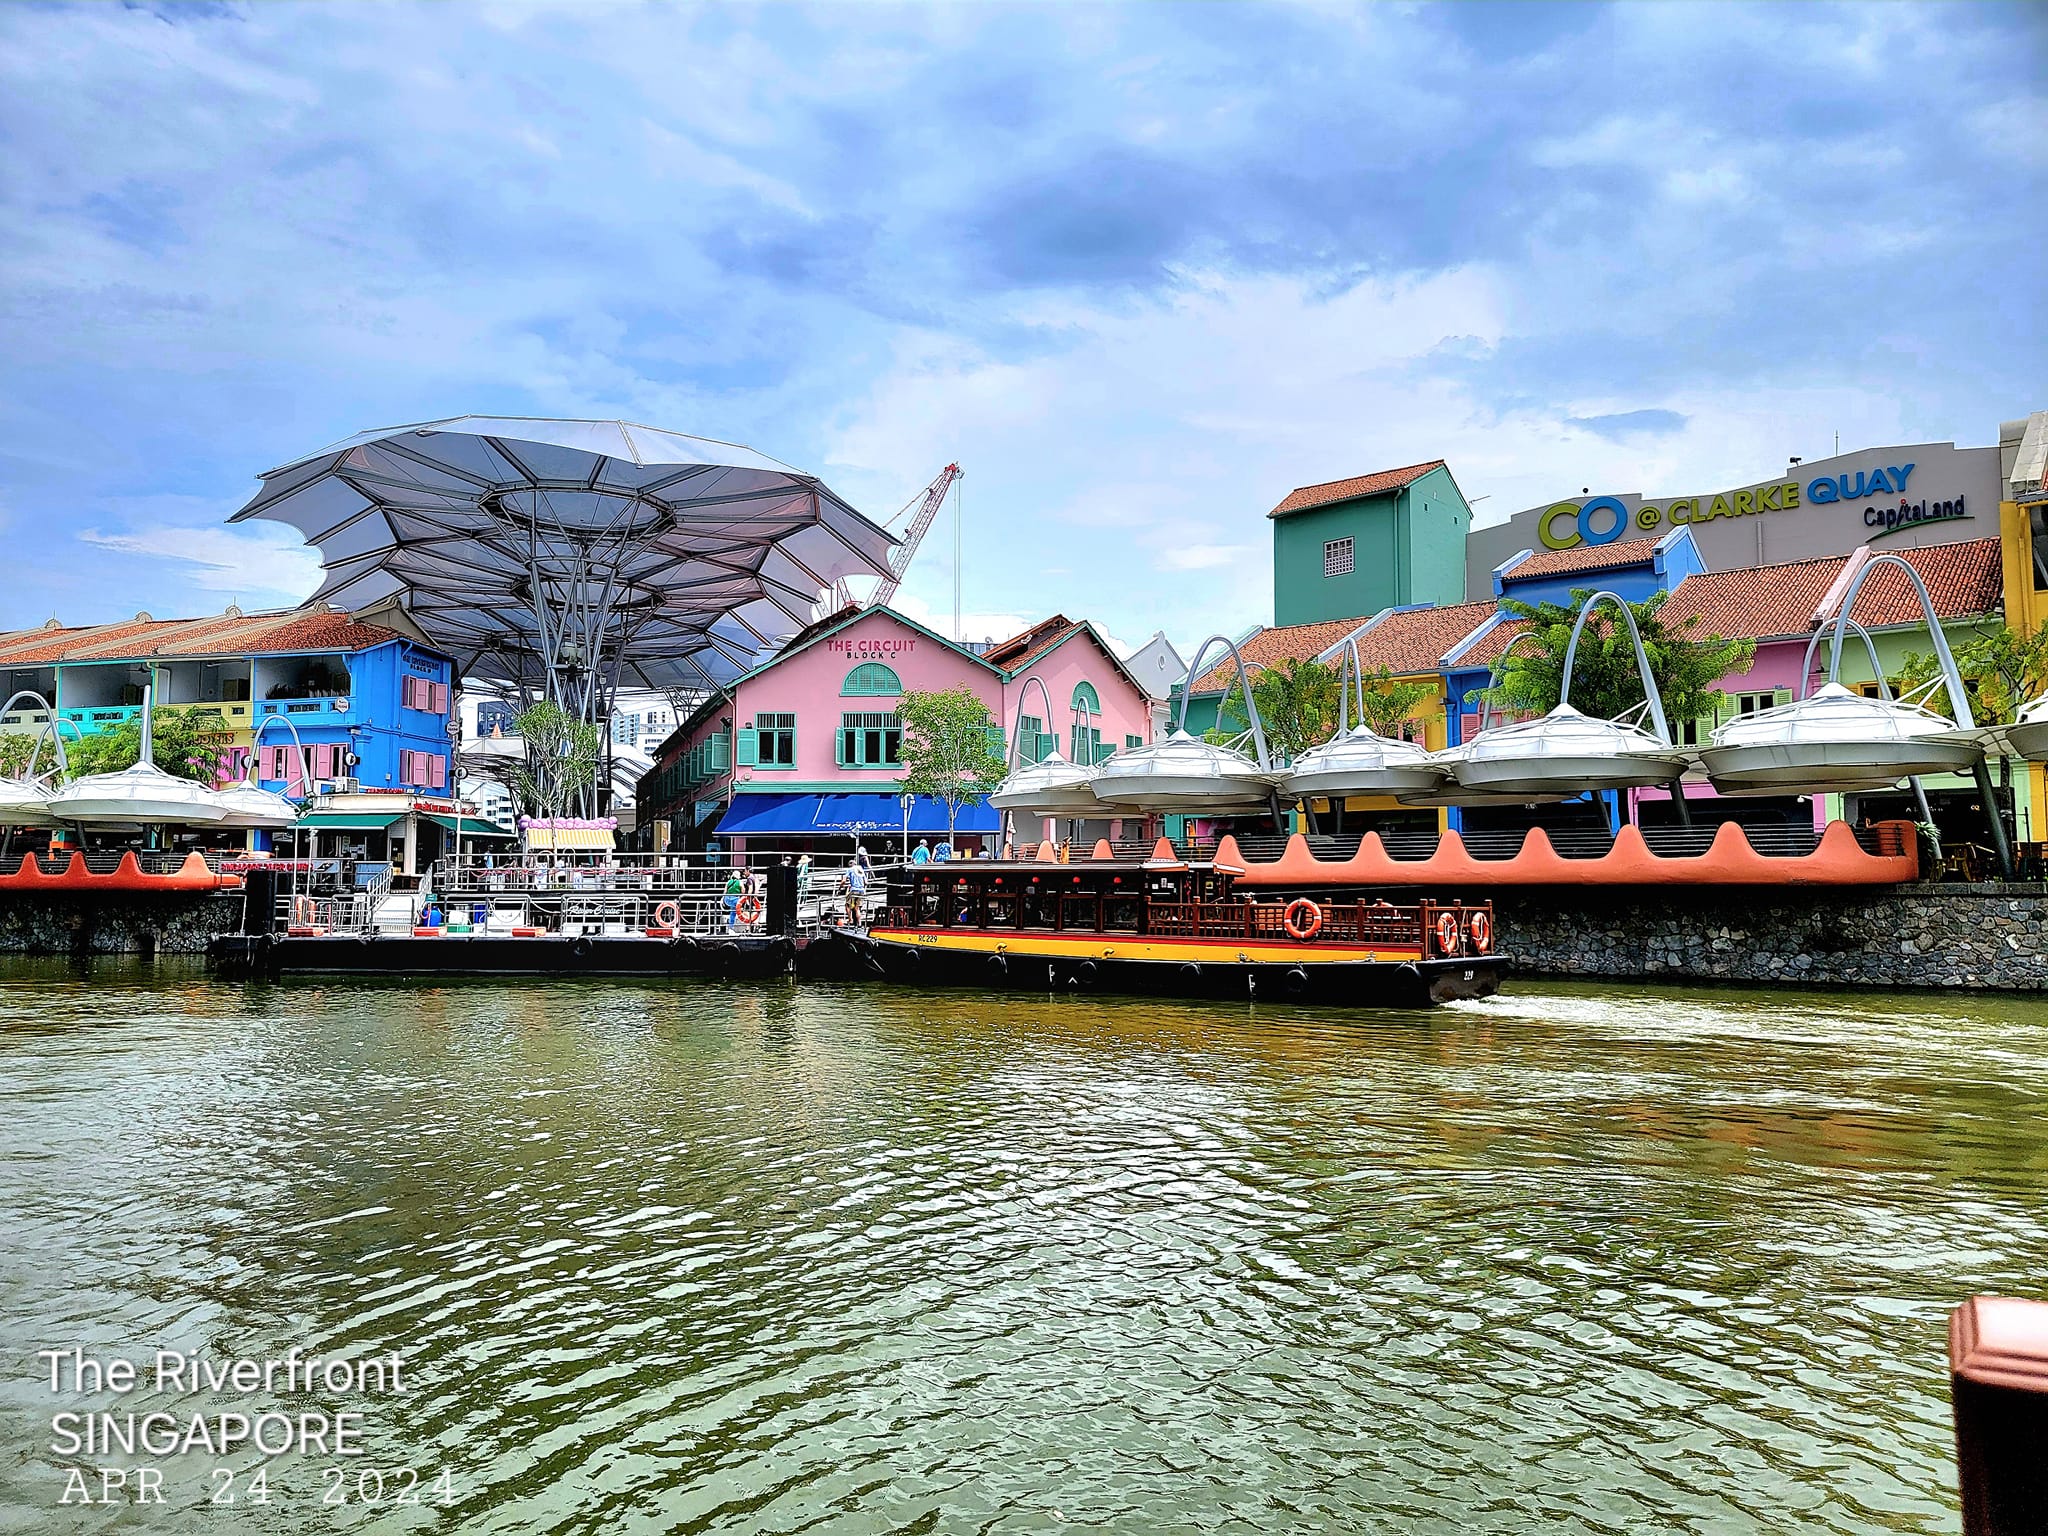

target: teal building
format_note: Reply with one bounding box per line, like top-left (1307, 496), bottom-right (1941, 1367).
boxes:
top-left (1269, 460), bottom-right (1472, 627)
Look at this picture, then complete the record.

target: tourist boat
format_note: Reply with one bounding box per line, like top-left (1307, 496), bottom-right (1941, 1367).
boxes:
top-left (823, 841), bottom-right (1503, 1007)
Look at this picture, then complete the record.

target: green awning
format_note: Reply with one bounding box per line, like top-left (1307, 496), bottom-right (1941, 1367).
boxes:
top-left (423, 813), bottom-right (515, 837)
top-left (295, 812), bottom-right (403, 831)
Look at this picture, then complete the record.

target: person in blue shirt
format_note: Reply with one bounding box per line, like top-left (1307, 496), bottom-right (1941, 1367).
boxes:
top-left (933, 841), bottom-right (953, 862)
top-left (911, 839), bottom-right (931, 865)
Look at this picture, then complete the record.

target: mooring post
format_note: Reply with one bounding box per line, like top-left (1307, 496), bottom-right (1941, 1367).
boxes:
top-left (1950, 1294), bottom-right (2048, 1534)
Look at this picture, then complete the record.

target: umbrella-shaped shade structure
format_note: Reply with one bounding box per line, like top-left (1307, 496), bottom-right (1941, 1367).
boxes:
top-left (2005, 692), bottom-right (2048, 763)
top-left (46, 684), bottom-right (229, 825)
top-left (212, 781), bottom-right (300, 831)
top-left (989, 741), bottom-right (1104, 817)
top-left (1446, 705), bottom-right (1690, 795)
top-left (1285, 726), bottom-right (1444, 799)
top-left (1700, 682), bottom-right (1980, 794)
top-left (231, 417), bottom-right (898, 717)
top-left (0, 777), bottom-right (58, 828)
top-left (1091, 728), bottom-right (1277, 814)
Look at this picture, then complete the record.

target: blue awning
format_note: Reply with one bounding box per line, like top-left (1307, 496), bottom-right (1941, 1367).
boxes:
top-left (714, 793), bottom-right (999, 838)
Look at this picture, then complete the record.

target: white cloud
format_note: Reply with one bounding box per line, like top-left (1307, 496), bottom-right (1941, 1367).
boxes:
top-left (77, 523), bottom-right (322, 605)
top-left (1157, 543), bottom-right (1250, 572)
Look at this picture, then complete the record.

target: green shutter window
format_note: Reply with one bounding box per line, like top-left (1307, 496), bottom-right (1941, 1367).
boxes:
top-left (710, 732), bottom-right (730, 772)
top-left (1018, 715), bottom-right (1045, 764)
top-left (1124, 734), bottom-right (1143, 750)
top-left (1071, 681), bottom-right (1100, 713)
top-left (842, 662), bottom-right (903, 697)
top-left (753, 713), bottom-right (795, 767)
top-left (985, 725), bottom-right (1007, 758)
top-left (736, 728), bottom-right (758, 767)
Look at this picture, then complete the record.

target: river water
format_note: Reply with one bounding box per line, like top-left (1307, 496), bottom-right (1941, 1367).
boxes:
top-left (2, 961), bottom-right (2044, 1534)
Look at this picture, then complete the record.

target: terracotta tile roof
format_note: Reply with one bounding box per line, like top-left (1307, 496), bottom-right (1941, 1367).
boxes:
top-left (1660, 537), bottom-right (2003, 642)
top-left (1189, 601), bottom-right (1497, 692)
top-left (983, 615), bottom-right (1076, 671)
top-left (1268, 460), bottom-right (1446, 518)
top-left (0, 607), bottom-right (417, 666)
top-left (1502, 536), bottom-right (1662, 580)
top-left (1448, 617), bottom-right (1529, 669)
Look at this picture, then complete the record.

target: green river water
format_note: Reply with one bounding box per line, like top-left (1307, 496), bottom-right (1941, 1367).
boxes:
top-left (2, 959), bottom-right (2045, 1534)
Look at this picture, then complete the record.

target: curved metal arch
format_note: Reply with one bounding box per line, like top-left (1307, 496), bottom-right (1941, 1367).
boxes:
top-left (1823, 553), bottom-right (1974, 727)
top-left (1799, 619), bottom-right (1891, 702)
top-left (1172, 634), bottom-right (1274, 771)
top-left (0, 691), bottom-right (68, 778)
top-left (249, 712), bottom-right (312, 801)
top-left (1008, 675), bottom-right (1058, 770)
top-left (1559, 591), bottom-right (1674, 746)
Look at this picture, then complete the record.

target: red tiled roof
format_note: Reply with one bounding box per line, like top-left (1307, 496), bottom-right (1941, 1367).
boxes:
top-left (1503, 536), bottom-right (1662, 580)
top-left (982, 615), bottom-right (1076, 671)
top-left (0, 607), bottom-right (416, 666)
top-left (1660, 537), bottom-right (2003, 642)
top-left (1449, 617), bottom-right (1529, 669)
top-left (1268, 460), bottom-right (1446, 518)
top-left (1190, 601), bottom-right (1497, 692)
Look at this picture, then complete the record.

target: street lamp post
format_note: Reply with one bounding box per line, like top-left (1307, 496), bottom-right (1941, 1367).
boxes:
top-left (901, 792), bottom-right (914, 862)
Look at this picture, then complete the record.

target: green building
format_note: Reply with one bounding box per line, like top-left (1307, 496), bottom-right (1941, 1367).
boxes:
top-left (1269, 460), bottom-right (1472, 626)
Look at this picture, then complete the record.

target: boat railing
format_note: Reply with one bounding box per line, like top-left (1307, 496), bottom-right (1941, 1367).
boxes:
top-left (431, 850), bottom-right (894, 898)
top-left (1147, 899), bottom-right (1428, 945)
top-left (282, 880), bottom-right (867, 940)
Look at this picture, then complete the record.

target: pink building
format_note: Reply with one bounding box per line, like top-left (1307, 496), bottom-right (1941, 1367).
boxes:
top-left (636, 605), bottom-right (1154, 854)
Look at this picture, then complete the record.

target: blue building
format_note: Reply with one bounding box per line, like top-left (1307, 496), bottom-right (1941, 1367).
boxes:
top-left (0, 605), bottom-right (455, 798)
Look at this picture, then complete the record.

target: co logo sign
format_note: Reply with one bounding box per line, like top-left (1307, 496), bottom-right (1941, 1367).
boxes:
top-left (1537, 496), bottom-right (1632, 551)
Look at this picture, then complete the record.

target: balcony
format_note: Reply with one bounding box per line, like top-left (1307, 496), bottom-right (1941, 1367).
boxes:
top-left (257, 696), bottom-right (355, 723)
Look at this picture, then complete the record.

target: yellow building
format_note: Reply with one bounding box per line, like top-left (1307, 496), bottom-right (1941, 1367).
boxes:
top-left (1998, 410), bottom-right (2048, 839)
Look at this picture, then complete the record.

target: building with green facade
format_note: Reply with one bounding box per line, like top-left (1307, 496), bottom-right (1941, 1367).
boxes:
top-left (1268, 460), bottom-right (1472, 627)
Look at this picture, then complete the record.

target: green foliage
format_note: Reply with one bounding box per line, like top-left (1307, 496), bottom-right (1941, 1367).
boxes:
top-left (1347, 665), bottom-right (1439, 741)
top-left (1478, 589), bottom-right (1756, 730)
top-left (512, 700), bottom-right (604, 818)
top-left (896, 687), bottom-right (1008, 838)
top-left (1213, 657), bottom-right (1340, 761)
top-left (0, 733), bottom-right (39, 779)
top-left (1896, 621), bottom-right (2048, 723)
top-left (63, 709), bottom-right (230, 784)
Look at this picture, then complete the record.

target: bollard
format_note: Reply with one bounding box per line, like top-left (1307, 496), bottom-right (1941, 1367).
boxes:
top-left (1950, 1295), bottom-right (2048, 1535)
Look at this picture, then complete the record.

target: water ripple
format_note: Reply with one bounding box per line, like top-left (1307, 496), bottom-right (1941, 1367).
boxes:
top-left (2, 961), bottom-right (2045, 1532)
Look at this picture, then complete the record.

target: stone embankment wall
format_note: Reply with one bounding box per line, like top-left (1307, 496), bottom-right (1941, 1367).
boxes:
top-left (1497, 885), bottom-right (2048, 991)
top-left (0, 893), bottom-right (243, 955)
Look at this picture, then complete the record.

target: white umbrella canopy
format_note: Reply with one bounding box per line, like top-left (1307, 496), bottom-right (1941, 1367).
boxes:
top-left (1700, 682), bottom-right (1981, 794)
top-left (0, 777), bottom-right (58, 828)
top-left (212, 781), bottom-right (299, 830)
top-left (230, 416), bottom-right (899, 706)
top-left (989, 742), bottom-right (1104, 817)
top-left (1446, 704), bottom-right (1690, 795)
top-left (2006, 692), bottom-right (2048, 763)
top-left (48, 762), bottom-right (229, 824)
top-left (1090, 728), bottom-right (1277, 814)
top-left (1285, 725), bottom-right (1444, 799)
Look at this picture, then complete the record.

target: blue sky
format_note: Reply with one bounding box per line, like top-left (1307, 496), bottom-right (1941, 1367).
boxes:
top-left (0, 1), bottom-right (2041, 653)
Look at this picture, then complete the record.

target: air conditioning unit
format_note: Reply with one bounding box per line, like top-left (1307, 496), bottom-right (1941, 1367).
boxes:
top-left (320, 776), bottom-right (361, 794)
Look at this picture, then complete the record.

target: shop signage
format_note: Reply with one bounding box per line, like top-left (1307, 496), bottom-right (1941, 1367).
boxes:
top-left (1536, 461), bottom-right (1948, 551)
top-left (827, 637), bottom-right (917, 655)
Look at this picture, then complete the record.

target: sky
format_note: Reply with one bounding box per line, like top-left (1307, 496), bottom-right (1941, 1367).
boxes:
top-left (0, 0), bottom-right (2042, 658)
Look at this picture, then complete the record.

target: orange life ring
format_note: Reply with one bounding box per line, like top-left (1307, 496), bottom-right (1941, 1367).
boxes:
top-left (1435, 911), bottom-right (1461, 955)
top-left (1282, 897), bottom-right (1322, 942)
top-left (736, 894), bottom-right (762, 924)
top-left (654, 900), bottom-right (680, 929)
top-left (1466, 910), bottom-right (1493, 954)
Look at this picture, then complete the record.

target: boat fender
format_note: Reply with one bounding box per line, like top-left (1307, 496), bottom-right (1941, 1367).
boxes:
top-left (1076, 960), bottom-right (1097, 985)
top-left (1179, 962), bottom-right (1202, 988)
top-left (570, 936), bottom-right (593, 961)
top-left (1466, 910), bottom-right (1493, 955)
top-left (986, 954), bottom-right (1008, 978)
top-left (1283, 967), bottom-right (1308, 997)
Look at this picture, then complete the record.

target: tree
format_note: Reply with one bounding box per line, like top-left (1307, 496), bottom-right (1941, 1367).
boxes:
top-left (511, 700), bottom-right (603, 818)
top-left (1349, 665), bottom-right (1440, 741)
top-left (1478, 589), bottom-right (1756, 730)
top-left (1214, 657), bottom-right (1341, 761)
top-left (896, 687), bottom-right (1008, 843)
top-left (1896, 620), bottom-right (2048, 723)
top-left (62, 708), bottom-right (232, 783)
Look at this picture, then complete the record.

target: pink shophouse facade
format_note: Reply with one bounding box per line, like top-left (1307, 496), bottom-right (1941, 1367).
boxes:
top-left (636, 606), bottom-right (1155, 854)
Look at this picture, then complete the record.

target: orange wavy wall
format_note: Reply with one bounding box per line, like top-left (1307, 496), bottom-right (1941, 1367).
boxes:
top-left (0, 851), bottom-right (242, 892)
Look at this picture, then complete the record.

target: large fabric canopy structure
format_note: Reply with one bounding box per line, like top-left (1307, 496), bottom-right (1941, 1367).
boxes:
top-left (232, 417), bottom-right (897, 719)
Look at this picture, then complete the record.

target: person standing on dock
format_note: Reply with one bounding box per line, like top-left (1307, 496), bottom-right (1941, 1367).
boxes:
top-left (722, 868), bottom-right (743, 933)
top-left (911, 839), bottom-right (930, 865)
top-left (845, 859), bottom-right (868, 930)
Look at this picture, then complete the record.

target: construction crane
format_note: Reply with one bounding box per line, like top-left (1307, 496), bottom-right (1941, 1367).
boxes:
top-left (829, 463), bottom-right (961, 615)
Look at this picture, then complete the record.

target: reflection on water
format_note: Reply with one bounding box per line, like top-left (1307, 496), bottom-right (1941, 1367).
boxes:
top-left (2, 959), bottom-right (2045, 1533)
